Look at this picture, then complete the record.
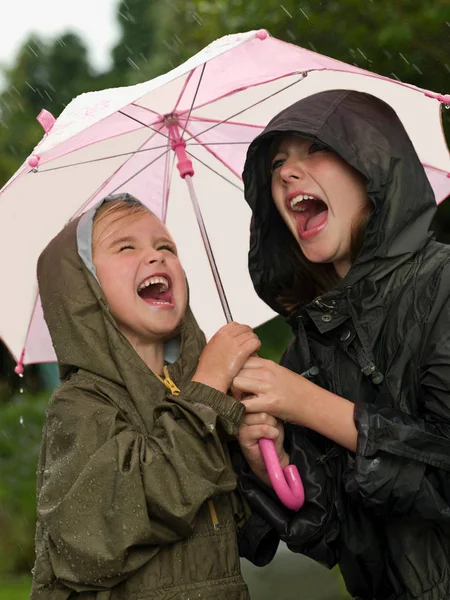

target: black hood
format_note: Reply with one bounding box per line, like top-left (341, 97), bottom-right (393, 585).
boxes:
top-left (243, 90), bottom-right (436, 314)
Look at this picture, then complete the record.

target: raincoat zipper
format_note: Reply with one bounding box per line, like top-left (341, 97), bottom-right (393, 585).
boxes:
top-left (151, 365), bottom-right (181, 396)
top-left (208, 500), bottom-right (219, 530)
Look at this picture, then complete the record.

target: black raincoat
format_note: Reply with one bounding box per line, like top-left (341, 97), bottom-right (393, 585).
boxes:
top-left (239, 90), bottom-right (450, 600)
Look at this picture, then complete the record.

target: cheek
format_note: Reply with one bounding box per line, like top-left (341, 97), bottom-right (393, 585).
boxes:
top-left (271, 177), bottom-right (283, 210)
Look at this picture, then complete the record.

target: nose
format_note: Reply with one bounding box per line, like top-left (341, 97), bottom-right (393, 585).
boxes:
top-left (144, 247), bottom-right (165, 264)
top-left (279, 157), bottom-right (306, 183)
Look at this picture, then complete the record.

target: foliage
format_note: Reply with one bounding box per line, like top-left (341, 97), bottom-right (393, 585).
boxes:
top-left (0, 393), bottom-right (48, 574)
top-left (0, 577), bottom-right (31, 600)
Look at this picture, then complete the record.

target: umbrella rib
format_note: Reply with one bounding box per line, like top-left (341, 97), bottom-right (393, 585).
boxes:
top-left (33, 143), bottom-right (169, 173)
top-left (185, 149), bottom-right (244, 191)
top-left (104, 148), bottom-right (170, 197)
top-left (183, 74), bottom-right (305, 142)
top-left (118, 110), bottom-right (170, 139)
top-left (180, 63), bottom-right (206, 139)
top-left (73, 127), bottom-right (170, 219)
top-left (186, 141), bottom-right (252, 146)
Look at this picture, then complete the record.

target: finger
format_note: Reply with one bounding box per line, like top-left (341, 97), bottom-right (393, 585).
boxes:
top-left (220, 322), bottom-right (254, 338)
top-left (240, 337), bottom-right (261, 356)
top-left (241, 398), bottom-right (274, 414)
top-left (238, 423), bottom-right (280, 445)
top-left (240, 356), bottom-right (268, 370)
top-left (243, 412), bottom-right (278, 428)
top-left (232, 374), bottom-right (268, 395)
top-left (233, 330), bottom-right (260, 347)
top-left (230, 383), bottom-right (243, 401)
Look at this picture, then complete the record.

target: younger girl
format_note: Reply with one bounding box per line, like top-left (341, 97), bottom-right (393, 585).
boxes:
top-left (31, 194), bottom-right (277, 600)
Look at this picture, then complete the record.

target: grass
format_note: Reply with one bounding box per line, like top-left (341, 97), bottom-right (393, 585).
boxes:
top-left (0, 577), bottom-right (31, 600)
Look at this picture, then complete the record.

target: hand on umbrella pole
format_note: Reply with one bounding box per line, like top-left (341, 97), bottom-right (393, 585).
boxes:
top-left (240, 353), bottom-right (305, 511)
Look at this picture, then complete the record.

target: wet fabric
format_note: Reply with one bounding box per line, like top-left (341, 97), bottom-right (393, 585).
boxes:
top-left (30, 197), bottom-right (278, 600)
top-left (240, 90), bottom-right (450, 600)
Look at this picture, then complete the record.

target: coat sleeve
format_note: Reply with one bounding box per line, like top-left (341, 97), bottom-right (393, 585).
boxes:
top-left (36, 381), bottom-right (243, 590)
top-left (239, 425), bottom-right (341, 569)
top-left (349, 271), bottom-right (450, 520)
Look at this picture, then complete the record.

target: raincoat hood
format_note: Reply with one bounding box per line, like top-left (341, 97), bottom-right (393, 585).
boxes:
top-left (243, 89), bottom-right (437, 313)
top-left (37, 194), bottom-right (204, 402)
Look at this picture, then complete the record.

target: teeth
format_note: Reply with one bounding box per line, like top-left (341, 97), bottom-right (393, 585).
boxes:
top-left (137, 276), bottom-right (169, 293)
top-left (290, 194), bottom-right (316, 211)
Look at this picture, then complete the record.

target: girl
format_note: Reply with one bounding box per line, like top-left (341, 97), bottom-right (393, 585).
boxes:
top-left (31, 194), bottom-right (277, 600)
top-left (235, 90), bottom-right (450, 600)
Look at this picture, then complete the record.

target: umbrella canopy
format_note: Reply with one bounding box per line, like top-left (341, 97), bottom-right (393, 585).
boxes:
top-left (1, 29), bottom-right (449, 371)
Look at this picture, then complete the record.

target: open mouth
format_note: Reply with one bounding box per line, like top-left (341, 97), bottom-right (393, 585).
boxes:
top-left (137, 274), bottom-right (174, 307)
top-left (288, 193), bottom-right (328, 238)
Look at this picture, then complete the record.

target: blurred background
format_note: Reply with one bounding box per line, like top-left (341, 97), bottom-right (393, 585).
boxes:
top-left (1, 1), bottom-right (449, 598)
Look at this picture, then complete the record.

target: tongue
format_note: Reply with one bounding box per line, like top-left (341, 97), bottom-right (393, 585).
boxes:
top-left (305, 210), bottom-right (328, 231)
top-left (293, 199), bottom-right (328, 233)
top-left (140, 285), bottom-right (171, 302)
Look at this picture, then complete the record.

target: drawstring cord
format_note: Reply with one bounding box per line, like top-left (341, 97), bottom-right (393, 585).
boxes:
top-left (345, 288), bottom-right (384, 385)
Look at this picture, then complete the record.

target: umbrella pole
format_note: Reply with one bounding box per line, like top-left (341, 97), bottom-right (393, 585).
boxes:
top-left (167, 117), bottom-right (233, 324)
top-left (184, 175), bottom-right (233, 324)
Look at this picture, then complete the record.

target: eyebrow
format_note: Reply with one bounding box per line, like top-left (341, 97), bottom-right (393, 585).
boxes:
top-left (107, 235), bottom-right (176, 249)
top-left (107, 236), bottom-right (136, 249)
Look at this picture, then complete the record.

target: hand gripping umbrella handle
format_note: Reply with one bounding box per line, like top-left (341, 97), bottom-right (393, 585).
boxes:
top-left (259, 438), bottom-right (305, 511)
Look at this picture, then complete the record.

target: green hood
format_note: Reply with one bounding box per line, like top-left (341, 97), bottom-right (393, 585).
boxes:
top-left (37, 194), bottom-right (205, 415)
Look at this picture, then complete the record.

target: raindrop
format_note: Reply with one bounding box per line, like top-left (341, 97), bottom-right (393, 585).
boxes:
top-left (299, 7), bottom-right (310, 20)
top-left (126, 57), bottom-right (140, 70)
top-left (18, 372), bottom-right (24, 379)
top-left (27, 45), bottom-right (38, 58)
top-left (357, 48), bottom-right (368, 61)
top-left (19, 388), bottom-right (23, 394)
top-left (286, 29), bottom-right (296, 41)
top-left (25, 81), bottom-right (37, 93)
top-left (399, 53), bottom-right (409, 65)
top-left (412, 64), bottom-right (423, 75)
top-left (280, 5), bottom-right (293, 18)
top-left (118, 10), bottom-right (130, 22)
top-left (191, 12), bottom-right (202, 25)
top-left (19, 416), bottom-right (24, 425)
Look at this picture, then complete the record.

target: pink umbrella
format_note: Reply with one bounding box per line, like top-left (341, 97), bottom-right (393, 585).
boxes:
top-left (1, 30), bottom-right (449, 511)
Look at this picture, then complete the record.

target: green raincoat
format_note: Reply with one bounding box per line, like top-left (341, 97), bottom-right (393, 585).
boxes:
top-left (30, 200), bottom-right (268, 599)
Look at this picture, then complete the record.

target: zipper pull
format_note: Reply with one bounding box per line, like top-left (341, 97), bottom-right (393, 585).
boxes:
top-left (208, 500), bottom-right (219, 530)
top-left (162, 366), bottom-right (180, 396)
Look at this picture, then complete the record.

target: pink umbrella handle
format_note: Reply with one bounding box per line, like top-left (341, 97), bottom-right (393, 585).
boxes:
top-left (259, 438), bottom-right (305, 511)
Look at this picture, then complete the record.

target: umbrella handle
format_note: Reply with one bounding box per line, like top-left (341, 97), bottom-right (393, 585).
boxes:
top-left (259, 438), bottom-right (305, 511)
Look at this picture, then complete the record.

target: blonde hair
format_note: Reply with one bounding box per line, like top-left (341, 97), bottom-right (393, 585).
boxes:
top-left (93, 200), bottom-right (154, 250)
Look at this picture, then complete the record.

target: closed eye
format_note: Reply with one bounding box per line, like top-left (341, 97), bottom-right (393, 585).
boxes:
top-left (158, 243), bottom-right (177, 255)
top-left (119, 244), bottom-right (134, 252)
top-left (309, 142), bottom-right (330, 154)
